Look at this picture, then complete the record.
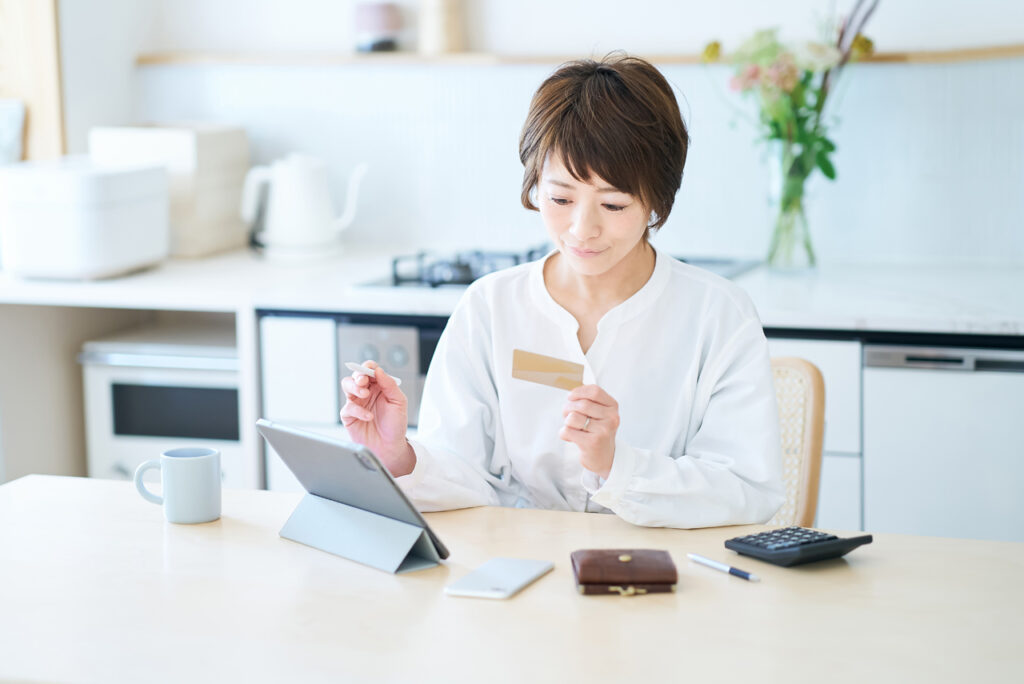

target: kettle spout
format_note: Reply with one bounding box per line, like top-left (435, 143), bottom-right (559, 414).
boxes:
top-left (335, 162), bottom-right (369, 233)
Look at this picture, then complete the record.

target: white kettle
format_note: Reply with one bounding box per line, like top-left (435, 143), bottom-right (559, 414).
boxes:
top-left (240, 154), bottom-right (368, 257)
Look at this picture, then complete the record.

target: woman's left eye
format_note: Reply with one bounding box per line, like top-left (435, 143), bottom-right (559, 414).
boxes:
top-left (603, 204), bottom-right (626, 212)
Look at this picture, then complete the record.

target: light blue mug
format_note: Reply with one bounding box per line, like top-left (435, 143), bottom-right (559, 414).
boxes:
top-left (134, 447), bottom-right (222, 524)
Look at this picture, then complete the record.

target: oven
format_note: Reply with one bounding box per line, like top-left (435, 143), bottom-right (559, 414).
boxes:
top-left (79, 324), bottom-right (245, 488)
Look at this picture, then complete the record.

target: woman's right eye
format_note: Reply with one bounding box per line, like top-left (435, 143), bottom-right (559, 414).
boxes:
top-left (549, 197), bottom-right (571, 205)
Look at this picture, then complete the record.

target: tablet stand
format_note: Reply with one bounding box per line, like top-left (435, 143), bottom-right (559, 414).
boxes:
top-left (280, 493), bottom-right (441, 573)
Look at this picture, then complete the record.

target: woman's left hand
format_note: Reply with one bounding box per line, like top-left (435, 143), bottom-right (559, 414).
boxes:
top-left (560, 384), bottom-right (620, 479)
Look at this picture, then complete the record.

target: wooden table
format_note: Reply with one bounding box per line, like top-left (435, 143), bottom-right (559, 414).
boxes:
top-left (1, 475), bottom-right (1022, 683)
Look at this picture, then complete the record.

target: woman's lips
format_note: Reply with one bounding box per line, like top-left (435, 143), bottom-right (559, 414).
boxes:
top-left (567, 245), bottom-right (605, 258)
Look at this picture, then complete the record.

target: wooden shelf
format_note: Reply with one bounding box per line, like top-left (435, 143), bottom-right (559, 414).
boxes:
top-left (136, 43), bottom-right (1024, 68)
top-left (863, 43), bottom-right (1024, 64)
top-left (135, 51), bottom-right (503, 66)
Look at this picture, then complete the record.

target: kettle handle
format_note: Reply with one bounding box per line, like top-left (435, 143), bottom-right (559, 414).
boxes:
top-left (335, 162), bottom-right (369, 234)
top-left (240, 165), bottom-right (272, 224)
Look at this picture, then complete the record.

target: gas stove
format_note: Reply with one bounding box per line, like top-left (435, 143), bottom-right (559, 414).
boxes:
top-left (361, 245), bottom-right (551, 288)
top-left (360, 245), bottom-right (758, 288)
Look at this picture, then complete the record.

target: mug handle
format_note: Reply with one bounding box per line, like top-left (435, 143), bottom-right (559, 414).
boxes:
top-left (134, 459), bottom-right (163, 505)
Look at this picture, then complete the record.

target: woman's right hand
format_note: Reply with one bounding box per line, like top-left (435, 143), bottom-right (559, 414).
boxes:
top-left (340, 360), bottom-right (416, 477)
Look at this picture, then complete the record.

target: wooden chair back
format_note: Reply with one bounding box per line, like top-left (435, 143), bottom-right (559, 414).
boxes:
top-left (768, 357), bottom-right (826, 527)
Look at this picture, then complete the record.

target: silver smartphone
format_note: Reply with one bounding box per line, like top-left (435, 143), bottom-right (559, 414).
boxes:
top-left (444, 558), bottom-right (554, 599)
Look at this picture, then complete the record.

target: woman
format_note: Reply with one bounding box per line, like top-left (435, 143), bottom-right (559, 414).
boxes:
top-left (341, 54), bottom-right (784, 528)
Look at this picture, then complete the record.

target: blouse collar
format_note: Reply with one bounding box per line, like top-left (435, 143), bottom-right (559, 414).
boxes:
top-left (529, 243), bottom-right (672, 334)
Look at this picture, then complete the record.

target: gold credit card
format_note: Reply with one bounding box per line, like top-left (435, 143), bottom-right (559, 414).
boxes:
top-left (512, 349), bottom-right (584, 391)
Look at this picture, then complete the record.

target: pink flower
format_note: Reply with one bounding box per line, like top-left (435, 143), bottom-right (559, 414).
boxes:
top-left (731, 64), bottom-right (761, 91)
top-left (766, 54), bottom-right (799, 92)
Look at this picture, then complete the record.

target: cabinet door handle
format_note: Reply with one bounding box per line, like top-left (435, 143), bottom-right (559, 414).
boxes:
top-left (864, 345), bottom-right (1024, 372)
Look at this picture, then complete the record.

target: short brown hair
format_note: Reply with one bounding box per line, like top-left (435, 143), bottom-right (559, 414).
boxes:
top-left (519, 53), bottom-right (689, 232)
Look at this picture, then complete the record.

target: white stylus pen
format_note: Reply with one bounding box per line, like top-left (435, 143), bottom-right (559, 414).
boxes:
top-left (687, 553), bottom-right (760, 582)
top-left (345, 361), bottom-right (402, 386)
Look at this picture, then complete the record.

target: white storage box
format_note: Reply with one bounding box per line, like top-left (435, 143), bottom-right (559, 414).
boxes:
top-left (0, 156), bottom-right (169, 279)
top-left (89, 124), bottom-right (250, 258)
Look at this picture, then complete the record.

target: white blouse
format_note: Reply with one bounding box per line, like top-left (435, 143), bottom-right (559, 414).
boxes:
top-left (399, 247), bottom-right (784, 528)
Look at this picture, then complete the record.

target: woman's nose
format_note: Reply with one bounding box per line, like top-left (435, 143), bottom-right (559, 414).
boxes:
top-left (569, 205), bottom-right (600, 241)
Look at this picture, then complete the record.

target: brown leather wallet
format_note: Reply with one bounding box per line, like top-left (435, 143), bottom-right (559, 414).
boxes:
top-left (570, 549), bottom-right (678, 596)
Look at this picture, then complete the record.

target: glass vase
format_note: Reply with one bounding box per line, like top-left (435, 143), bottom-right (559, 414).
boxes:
top-left (766, 142), bottom-right (817, 270)
top-left (766, 196), bottom-right (815, 269)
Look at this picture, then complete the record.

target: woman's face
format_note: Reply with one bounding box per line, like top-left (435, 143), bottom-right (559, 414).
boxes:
top-left (538, 153), bottom-right (650, 278)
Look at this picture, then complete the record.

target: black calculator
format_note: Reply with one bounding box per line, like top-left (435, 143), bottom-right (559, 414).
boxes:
top-left (724, 527), bottom-right (873, 567)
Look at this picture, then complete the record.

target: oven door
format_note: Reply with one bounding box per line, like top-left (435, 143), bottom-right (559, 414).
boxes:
top-left (81, 358), bottom-right (242, 487)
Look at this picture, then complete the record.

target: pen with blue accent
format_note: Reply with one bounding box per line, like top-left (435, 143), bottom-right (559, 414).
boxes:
top-left (687, 553), bottom-right (760, 582)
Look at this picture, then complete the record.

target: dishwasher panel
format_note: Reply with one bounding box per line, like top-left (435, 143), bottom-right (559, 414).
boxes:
top-left (863, 345), bottom-right (1024, 542)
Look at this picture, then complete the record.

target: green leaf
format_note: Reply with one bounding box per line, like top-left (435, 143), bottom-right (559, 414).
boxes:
top-left (816, 150), bottom-right (836, 180)
top-left (795, 125), bottom-right (812, 146)
top-left (818, 137), bottom-right (836, 153)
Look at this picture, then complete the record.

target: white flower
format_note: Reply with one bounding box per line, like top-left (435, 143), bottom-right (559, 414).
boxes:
top-left (793, 41), bottom-right (841, 72)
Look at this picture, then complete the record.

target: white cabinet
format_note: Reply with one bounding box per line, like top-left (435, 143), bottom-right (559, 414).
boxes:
top-left (767, 337), bottom-right (863, 530)
top-left (815, 453), bottom-right (862, 532)
top-left (259, 315), bottom-right (340, 490)
top-left (863, 355), bottom-right (1024, 542)
top-left (260, 316), bottom-right (338, 423)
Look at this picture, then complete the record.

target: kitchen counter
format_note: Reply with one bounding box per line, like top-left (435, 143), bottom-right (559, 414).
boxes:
top-left (740, 264), bottom-right (1024, 337)
top-left (1, 247), bottom-right (1022, 335)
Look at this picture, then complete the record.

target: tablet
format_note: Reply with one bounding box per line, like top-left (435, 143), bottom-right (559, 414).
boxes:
top-left (255, 419), bottom-right (449, 560)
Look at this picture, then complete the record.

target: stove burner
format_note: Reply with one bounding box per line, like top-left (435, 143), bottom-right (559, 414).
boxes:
top-left (371, 247), bottom-right (759, 289)
top-left (391, 245), bottom-right (550, 287)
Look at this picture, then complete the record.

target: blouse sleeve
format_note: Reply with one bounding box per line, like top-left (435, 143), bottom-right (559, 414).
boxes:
top-left (396, 287), bottom-right (514, 511)
top-left (583, 319), bottom-right (785, 528)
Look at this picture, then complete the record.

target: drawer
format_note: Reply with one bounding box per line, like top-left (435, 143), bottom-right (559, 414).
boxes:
top-left (767, 338), bottom-right (862, 454)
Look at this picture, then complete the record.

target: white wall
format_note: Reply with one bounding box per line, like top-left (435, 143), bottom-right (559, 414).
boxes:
top-left (140, 0), bottom-right (1024, 54)
top-left (59, 0), bottom-right (1024, 264)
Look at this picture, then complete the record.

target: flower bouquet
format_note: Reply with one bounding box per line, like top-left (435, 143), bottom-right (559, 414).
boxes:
top-left (703, 0), bottom-right (878, 268)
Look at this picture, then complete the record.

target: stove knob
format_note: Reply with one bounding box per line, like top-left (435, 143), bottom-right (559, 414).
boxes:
top-left (388, 346), bottom-right (409, 368)
top-left (359, 344), bottom-right (380, 362)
